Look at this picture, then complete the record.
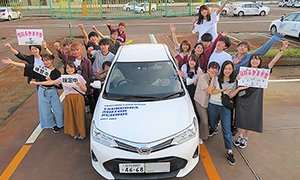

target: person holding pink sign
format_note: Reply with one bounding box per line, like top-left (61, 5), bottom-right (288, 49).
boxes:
top-left (30, 61), bottom-right (87, 140)
top-left (234, 41), bottom-right (289, 149)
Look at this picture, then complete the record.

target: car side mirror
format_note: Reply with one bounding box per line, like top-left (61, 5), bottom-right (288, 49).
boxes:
top-left (280, 16), bottom-right (284, 22)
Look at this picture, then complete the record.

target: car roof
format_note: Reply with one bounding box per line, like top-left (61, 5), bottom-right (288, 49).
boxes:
top-left (116, 44), bottom-right (171, 62)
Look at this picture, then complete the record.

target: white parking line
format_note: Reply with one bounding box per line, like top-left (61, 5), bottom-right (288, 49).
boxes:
top-left (149, 34), bottom-right (157, 44)
top-left (25, 91), bottom-right (66, 144)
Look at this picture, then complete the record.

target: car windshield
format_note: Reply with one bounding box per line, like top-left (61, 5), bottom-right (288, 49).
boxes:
top-left (103, 61), bottom-right (184, 101)
top-left (138, 3), bottom-right (145, 7)
top-left (0, 9), bottom-right (6, 12)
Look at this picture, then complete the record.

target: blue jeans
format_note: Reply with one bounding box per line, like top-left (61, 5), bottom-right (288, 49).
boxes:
top-left (38, 88), bottom-right (64, 129)
top-left (208, 102), bottom-right (232, 150)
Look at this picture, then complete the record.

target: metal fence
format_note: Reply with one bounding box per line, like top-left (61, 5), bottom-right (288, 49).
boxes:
top-left (1, 0), bottom-right (235, 19)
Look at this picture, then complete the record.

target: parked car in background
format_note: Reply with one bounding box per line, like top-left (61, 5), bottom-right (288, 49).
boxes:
top-left (233, 2), bottom-right (270, 16)
top-left (279, 0), bottom-right (289, 7)
top-left (269, 12), bottom-right (300, 40)
top-left (287, 0), bottom-right (295, 7)
top-left (0, 7), bottom-right (22, 21)
top-left (123, 2), bottom-right (137, 11)
top-left (135, 2), bottom-right (156, 13)
top-left (90, 43), bottom-right (199, 179)
top-left (295, 0), bottom-right (300, 7)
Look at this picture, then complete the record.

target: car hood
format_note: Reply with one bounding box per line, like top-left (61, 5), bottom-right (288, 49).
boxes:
top-left (93, 96), bottom-right (195, 143)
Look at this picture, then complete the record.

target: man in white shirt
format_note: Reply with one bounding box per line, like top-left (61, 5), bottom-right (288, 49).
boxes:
top-left (207, 36), bottom-right (232, 74)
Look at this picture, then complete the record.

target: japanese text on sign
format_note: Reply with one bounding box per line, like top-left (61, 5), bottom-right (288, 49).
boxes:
top-left (61, 75), bottom-right (79, 87)
top-left (16, 29), bottom-right (44, 45)
top-left (238, 67), bottom-right (270, 89)
top-left (33, 65), bottom-right (51, 77)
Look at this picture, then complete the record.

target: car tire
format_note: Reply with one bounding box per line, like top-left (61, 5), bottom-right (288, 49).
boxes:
top-left (260, 11), bottom-right (266, 16)
top-left (283, 4), bottom-right (287, 7)
top-left (18, 14), bottom-right (22, 19)
top-left (238, 11), bottom-right (244, 17)
top-left (126, 7), bottom-right (130, 11)
top-left (270, 25), bottom-right (277, 35)
top-left (221, 10), bottom-right (227, 15)
top-left (151, 8), bottom-right (155, 11)
top-left (298, 33), bottom-right (300, 41)
top-left (8, 15), bottom-right (12, 21)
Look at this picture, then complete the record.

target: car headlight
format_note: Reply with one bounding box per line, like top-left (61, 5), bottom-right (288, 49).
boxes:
top-left (171, 117), bottom-right (198, 145)
top-left (92, 121), bottom-right (118, 147)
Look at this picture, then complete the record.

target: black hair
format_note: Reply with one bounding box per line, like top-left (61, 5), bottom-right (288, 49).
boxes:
top-left (248, 54), bottom-right (262, 68)
top-left (64, 61), bottom-right (77, 74)
top-left (218, 36), bottom-right (231, 49)
top-left (201, 33), bottom-right (213, 42)
top-left (102, 61), bottom-right (112, 70)
top-left (186, 54), bottom-right (200, 73)
top-left (110, 29), bottom-right (118, 35)
top-left (218, 60), bottom-right (235, 84)
top-left (41, 54), bottom-right (55, 60)
top-left (208, 61), bottom-right (220, 70)
top-left (62, 38), bottom-right (74, 47)
top-left (99, 38), bottom-right (110, 45)
top-left (88, 31), bottom-right (98, 39)
top-left (197, 5), bottom-right (211, 25)
top-left (191, 42), bottom-right (204, 57)
top-left (29, 45), bottom-right (42, 54)
top-left (238, 41), bottom-right (251, 51)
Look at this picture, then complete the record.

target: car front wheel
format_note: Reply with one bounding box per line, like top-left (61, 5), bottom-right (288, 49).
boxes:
top-left (260, 11), bottom-right (266, 16)
top-left (270, 25), bottom-right (277, 35)
top-left (238, 11), bottom-right (244, 17)
top-left (126, 7), bottom-right (130, 11)
top-left (8, 15), bottom-right (12, 21)
top-left (221, 10), bottom-right (227, 15)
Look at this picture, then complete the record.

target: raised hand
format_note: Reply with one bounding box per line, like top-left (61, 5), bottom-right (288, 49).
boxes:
top-left (54, 42), bottom-right (60, 50)
top-left (78, 24), bottom-right (84, 29)
top-left (5, 43), bottom-right (12, 49)
top-left (169, 24), bottom-right (176, 32)
top-left (1, 57), bottom-right (13, 64)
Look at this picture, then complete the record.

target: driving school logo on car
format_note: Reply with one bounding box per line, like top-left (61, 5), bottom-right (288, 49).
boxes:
top-left (100, 104), bottom-right (145, 120)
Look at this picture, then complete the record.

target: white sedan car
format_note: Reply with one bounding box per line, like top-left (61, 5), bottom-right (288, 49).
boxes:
top-left (233, 2), bottom-right (270, 16)
top-left (0, 7), bottom-right (23, 21)
top-left (90, 43), bottom-right (199, 179)
top-left (122, 2), bottom-right (137, 11)
top-left (269, 12), bottom-right (300, 40)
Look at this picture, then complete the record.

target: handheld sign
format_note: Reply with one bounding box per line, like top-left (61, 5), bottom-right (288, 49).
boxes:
top-left (33, 65), bottom-right (52, 77)
top-left (238, 67), bottom-right (271, 89)
top-left (16, 29), bottom-right (44, 45)
top-left (61, 75), bottom-right (79, 87)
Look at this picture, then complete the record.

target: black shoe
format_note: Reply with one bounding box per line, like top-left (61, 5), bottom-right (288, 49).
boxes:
top-left (232, 126), bottom-right (238, 136)
top-left (234, 136), bottom-right (243, 147)
top-left (239, 138), bottom-right (248, 149)
top-left (208, 128), bottom-right (218, 137)
top-left (226, 152), bottom-right (235, 165)
top-left (52, 126), bottom-right (60, 133)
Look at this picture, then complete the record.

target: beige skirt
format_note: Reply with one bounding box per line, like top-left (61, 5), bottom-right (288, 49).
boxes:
top-left (64, 94), bottom-right (86, 137)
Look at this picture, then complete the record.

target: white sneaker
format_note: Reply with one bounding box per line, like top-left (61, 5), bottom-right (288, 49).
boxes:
top-left (199, 138), bottom-right (203, 144)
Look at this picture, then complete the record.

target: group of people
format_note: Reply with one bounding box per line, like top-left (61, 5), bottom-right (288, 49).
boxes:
top-left (172, 1), bottom-right (289, 165)
top-left (2, 22), bottom-right (127, 140)
top-left (1, 2), bottom-right (290, 166)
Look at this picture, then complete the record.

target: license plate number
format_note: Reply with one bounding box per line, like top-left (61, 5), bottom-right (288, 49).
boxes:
top-left (119, 163), bottom-right (144, 173)
top-left (119, 162), bottom-right (170, 173)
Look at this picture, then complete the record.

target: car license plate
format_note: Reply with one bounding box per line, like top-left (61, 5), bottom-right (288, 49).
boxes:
top-left (119, 162), bottom-right (170, 174)
top-left (119, 163), bottom-right (144, 173)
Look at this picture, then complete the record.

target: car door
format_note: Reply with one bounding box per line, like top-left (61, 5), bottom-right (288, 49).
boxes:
top-left (11, 8), bottom-right (18, 19)
top-left (290, 13), bottom-right (300, 37)
top-left (279, 13), bottom-right (297, 36)
top-left (249, 4), bottom-right (259, 15)
top-left (242, 4), bottom-right (251, 15)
